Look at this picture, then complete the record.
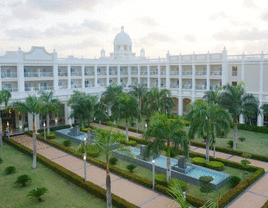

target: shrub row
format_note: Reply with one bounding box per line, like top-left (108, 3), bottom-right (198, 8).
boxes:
top-left (191, 141), bottom-right (268, 163)
top-left (192, 157), bottom-right (225, 171)
top-left (37, 125), bottom-right (71, 133)
top-left (3, 137), bottom-right (139, 208)
top-left (262, 200), bottom-right (268, 208)
top-left (238, 124), bottom-right (268, 134)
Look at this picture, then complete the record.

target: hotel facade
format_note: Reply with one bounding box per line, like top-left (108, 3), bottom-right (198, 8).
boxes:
top-left (0, 26), bottom-right (267, 132)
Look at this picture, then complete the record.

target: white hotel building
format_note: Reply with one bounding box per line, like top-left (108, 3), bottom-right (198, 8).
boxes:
top-left (0, 26), bottom-right (267, 133)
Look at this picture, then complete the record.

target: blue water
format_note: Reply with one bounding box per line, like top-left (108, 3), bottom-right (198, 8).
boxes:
top-left (57, 128), bottom-right (87, 141)
top-left (129, 147), bottom-right (227, 184)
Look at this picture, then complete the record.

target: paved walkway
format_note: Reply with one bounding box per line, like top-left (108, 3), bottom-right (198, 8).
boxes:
top-left (92, 123), bottom-right (268, 208)
top-left (11, 135), bottom-right (177, 208)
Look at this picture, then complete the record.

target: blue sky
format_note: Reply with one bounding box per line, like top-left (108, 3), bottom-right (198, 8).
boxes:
top-left (1, 0), bottom-right (268, 58)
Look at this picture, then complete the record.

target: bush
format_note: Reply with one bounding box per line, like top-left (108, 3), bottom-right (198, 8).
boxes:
top-left (227, 140), bottom-right (233, 148)
top-left (192, 157), bottom-right (206, 166)
top-left (62, 140), bottom-right (71, 147)
top-left (46, 133), bottom-right (56, 139)
top-left (0, 157), bottom-right (3, 164)
top-left (216, 129), bottom-right (228, 138)
top-left (126, 164), bottom-right (137, 173)
top-left (229, 176), bottom-right (241, 188)
top-left (125, 140), bottom-right (136, 147)
top-left (4, 166), bottom-right (16, 174)
top-left (109, 157), bottom-right (118, 165)
top-left (205, 161), bottom-right (225, 171)
top-left (27, 187), bottom-right (48, 202)
top-left (87, 145), bottom-right (100, 158)
top-left (155, 174), bottom-right (167, 187)
top-left (15, 174), bottom-right (32, 187)
top-left (167, 178), bottom-right (187, 191)
top-left (238, 137), bottom-right (246, 142)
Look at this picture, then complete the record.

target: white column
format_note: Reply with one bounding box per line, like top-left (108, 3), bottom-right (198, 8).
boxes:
top-left (258, 52), bottom-right (264, 127)
top-left (82, 64), bottom-right (85, 88)
top-left (53, 50), bottom-right (58, 90)
top-left (179, 96), bottom-right (183, 116)
top-left (158, 62), bottom-right (161, 89)
top-left (241, 53), bottom-right (245, 81)
top-left (28, 113), bottom-right (33, 131)
top-left (0, 65), bottom-right (2, 90)
top-left (239, 114), bottom-right (245, 124)
top-left (179, 54), bottom-right (182, 90)
top-left (147, 64), bottom-right (150, 88)
top-left (94, 64), bottom-right (98, 87)
top-left (17, 48), bottom-right (24, 92)
top-left (222, 47), bottom-right (228, 86)
top-left (117, 65), bottom-right (120, 85)
top-left (166, 62), bottom-right (170, 89)
top-left (128, 65), bottom-right (131, 85)
top-left (258, 105), bottom-right (264, 126)
top-left (106, 64), bottom-right (109, 86)
top-left (64, 103), bottom-right (72, 125)
top-left (67, 64), bottom-right (71, 89)
top-left (207, 51), bottom-right (210, 90)
top-left (192, 53), bottom-right (195, 101)
top-left (138, 65), bottom-right (141, 84)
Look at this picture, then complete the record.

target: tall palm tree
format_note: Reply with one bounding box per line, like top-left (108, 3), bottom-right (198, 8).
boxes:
top-left (112, 93), bottom-right (138, 141)
top-left (101, 83), bottom-right (123, 116)
top-left (203, 88), bottom-right (220, 105)
top-left (218, 82), bottom-right (259, 150)
top-left (39, 91), bottom-right (61, 134)
top-left (261, 104), bottom-right (268, 118)
top-left (186, 100), bottom-right (231, 162)
top-left (94, 101), bottom-right (109, 127)
top-left (94, 128), bottom-right (122, 208)
top-left (144, 112), bottom-right (187, 182)
top-left (0, 90), bottom-right (11, 147)
top-left (129, 83), bottom-right (147, 132)
top-left (12, 96), bottom-right (42, 168)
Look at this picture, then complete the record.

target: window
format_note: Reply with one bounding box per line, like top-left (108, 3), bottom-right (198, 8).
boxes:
top-left (232, 66), bottom-right (238, 76)
top-left (232, 81), bottom-right (237, 86)
top-left (124, 45), bottom-right (127, 51)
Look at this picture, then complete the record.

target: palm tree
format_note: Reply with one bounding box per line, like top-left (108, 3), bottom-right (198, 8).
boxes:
top-left (144, 112), bottom-right (187, 182)
top-left (0, 90), bottom-right (11, 147)
top-left (94, 101), bottom-right (109, 127)
top-left (112, 93), bottom-right (138, 141)
top-left (11, 96), bottom-right (42, 168)
top-left (39, 91), bottom-right (61, 134)
top-left (68, 91), bottom-right (98, 127)
top-left (203, 88), bottom-right (220, 105)
top-left (186, 100), bottom-right (232, 162)
top-left (261, 104), bottom-right (268, 118)
top-left (143, 87), bottom-right (175, 124)
top-left (129, 83), bottom-right (147, 132)
top-left (94, 128), bottom-right (122, 208)
top-left (27, 187), bottom-right (48, 202)
top-left (218, 82), bottom-right (259, 150)
top-left (101, 83), bottom-right (123, 116)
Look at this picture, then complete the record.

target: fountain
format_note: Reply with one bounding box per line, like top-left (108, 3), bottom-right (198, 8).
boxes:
top-left (171, 156), bottom-right (194, 174)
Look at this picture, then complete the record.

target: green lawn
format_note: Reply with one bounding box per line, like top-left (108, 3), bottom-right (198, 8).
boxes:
top-left (0, 144), bottom-right (111, 208)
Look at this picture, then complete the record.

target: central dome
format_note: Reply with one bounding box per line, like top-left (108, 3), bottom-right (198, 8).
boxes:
top-left (114, 26), bottom-right (132, 45)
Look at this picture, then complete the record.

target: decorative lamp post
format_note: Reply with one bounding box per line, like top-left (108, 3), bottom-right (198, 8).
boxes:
top-left (152, 159), bottom-right (155, 189)
top-left (6, 121), bottom-right (10, 139)
top-left (83, 137), bottom-right (87, 181)
top-left (183, 191), bottom-right (186, 199)
top-left (43, 122), bottom-right (46, 140)
top-left (145, 122), bottom-right (147, 130)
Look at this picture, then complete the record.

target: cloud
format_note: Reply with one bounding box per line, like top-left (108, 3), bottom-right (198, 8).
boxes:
top-left (137, 16), bottom-right (158, 27)
top-left (208, 12), bottom-right (227, 21)
top-left (184, 34), bottom-right (196, 42)
top-left (213, 28), bottom-right (268, 41)
top-left (82, 20), bottom-right (109, 32)
top-left (260, 11), bottom-right (268, 21)
top-left (44, 23), bottom-right (86, 38)
top-left (5, 27), bottom-right (43, 40)
top-left (59, 37), bottom-right (103, 50)
top-left (142, 32), bottom-right (174, 42)
top-left (242, 0), bottom-right (258, 9)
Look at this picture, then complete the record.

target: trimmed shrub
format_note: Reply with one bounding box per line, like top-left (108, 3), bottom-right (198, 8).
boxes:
top-left (4, 166), bottom-right (16, 174)
top-left (155, 174), bottom-right (167, 187)
top-left (261, 200), bottom-right (268, 208)
top-left (227, 140), bottom-right (233, 148)
top-left (238, 137), bottom-right (246, 142)
top-left (125, 140), bottom-right (136, 147)
top-left (15, 174), bottom-right (32, 187)
top-left (46, 133), bottom-right (56, 139)
top-left (126, 164), bottom-right (137, 173)
top-left (0, 157), bottom-right (3, 164)
top-left (229, 176), bottom-right (241, 188)
top-left (62, 140), bottom-right (71, 147)
top-left (27, 187), bottom-right (48, 202)
top-left (109, 157), bottom-right (118, 165)
top-left (192, 157), bottom-right (206, 166)
top-left (167, 178), bottom-right (187, 191)
top-left (205, 161), bottom-right (225, 171)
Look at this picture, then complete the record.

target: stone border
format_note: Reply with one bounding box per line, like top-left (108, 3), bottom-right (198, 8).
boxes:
top-left (55, 128), bottom-right (87, 143)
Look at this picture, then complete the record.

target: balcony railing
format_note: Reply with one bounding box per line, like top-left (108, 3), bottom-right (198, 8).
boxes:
top-left (71, 72), bottom-right (82, 76)
top-left (58, 85), bottom-right (68, 89)
top-left (85, 84), bottom-right (94, 88)
top-left (109, 71), bottom-right (117, 75)
top-left (25, 86), bottom-right (54, 91)
top-left (140, 71), bottom-right (147, 75)
top-left (232, 71), bottom-right (237, 76)
top-left (195, 85), bottom-right (207, 90)
top-left (195, 71), bottom-right (207, 76)
top-left (141, 83), bottom-right (147, 87)
top-left (170, 71), bottom-right (179, 75)
top-left (182, 84), bottom-right (192, 89)
top-left (71, 85), bottom-right (82, 89)
top-left (161, 71), bottom-right (166, 75)
top-left (210, 71), bottom-right (222, 76)
top-left (150, 71), bottom-right (158, 75)
top-left (161, 83), bottom-right (166, 87)
top-left (24, 72), bottom-right (53, 77)
top-left (84, 72), bottom-right (94, 76)
top-left (3, 88), bottom-right (18, 92)
top-left (182, 71), bottom-right (192, 75)
top-left (210, 85), bottom-right (220, 90)
top-left (120, 72), bottom-right (128, 75)
top-left (58, 72), bottom-right (67, 77)
top-left (97, 72), bottom-right (106, 76)
top-left (170, 84), bottom-right (179, 88)
top-left (131, 71), bottom-right (138, 75)
top-left (98, 83), bottom-right (106, 87)
top-left (151, 83), bottom-right (158, 87)
top-left (1, 73), bottom-right (17, 78)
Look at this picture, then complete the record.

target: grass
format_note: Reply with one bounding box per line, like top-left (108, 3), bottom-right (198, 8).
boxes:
top-left (0, 144), bottom-right (111, 208)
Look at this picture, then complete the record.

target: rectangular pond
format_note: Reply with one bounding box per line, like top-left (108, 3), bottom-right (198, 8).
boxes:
top-left (55, 128), bottom-right (88, 143)
top-left (113, 147), bottom-right (231, 190)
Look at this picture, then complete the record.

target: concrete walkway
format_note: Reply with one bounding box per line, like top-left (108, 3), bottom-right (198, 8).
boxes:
top-left (11, 135), bottom-right (177, 208)
top-left (92, 123), bottom-right (268, 208)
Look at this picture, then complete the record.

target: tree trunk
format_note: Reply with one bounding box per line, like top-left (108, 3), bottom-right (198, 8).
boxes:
top-left (106, 155), bottom-right (112, 208)
top-left (32, 115), bottom-right (37, 169)
top-left (0, 118), bottom-right (2, 147)
top-left (136, 118), bottom-right (139, 133)
top-left (206, 137), bottom-right (210, 162)
top-left (46, 114), bottom-right (50, 135)
top-left (166, 156), bottom-right (171, 182)
top-left (87, 128), bottom-right (90, 143)
top-left (99, 120), bottom-right (101, 128)
top-left (126, 123), bottom-right (129, 141)
top-left (233, 123), bottom-right (237, 150)
top-left (108, 106), bottom-right (111, 117)
top-left (213, 143), bottom-right (216, 158)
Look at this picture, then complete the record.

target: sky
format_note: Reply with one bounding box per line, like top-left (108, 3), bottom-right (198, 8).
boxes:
top-left (1, 0), bottom-right (268, 59)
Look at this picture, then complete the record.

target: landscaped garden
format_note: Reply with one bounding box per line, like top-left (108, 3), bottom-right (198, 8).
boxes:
top-left (0, 144), bottom-right (111, 208)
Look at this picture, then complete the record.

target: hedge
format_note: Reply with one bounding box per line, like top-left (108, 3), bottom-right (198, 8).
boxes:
top-left (192, 157), bottom-right (224, 171)
top-left (3, 138), bottom-right (138, 208)
top-left (238, 124), bottom-right (268, 134)
top-left (262, 200), bottom-right (268, 208)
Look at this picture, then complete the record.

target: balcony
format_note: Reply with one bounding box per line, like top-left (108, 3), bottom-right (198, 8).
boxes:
top-left (58, 85), bottom-right (68, 89)
top-left (161, 83), bottom-right (166, 88)
top-left (109, 71), bottom-right (117, 75)
top-left (84, 72), bottom-right (94, 76)
top-left (210, 71), bottom-right (222, 76)
top-left (131, 71), bottom-right (138, 75)
top-left (195, 71), bottom-right (207, 76)
top-left (97, 72), bottom-right (107, 76)
top-left (160, 71), bottom-right (166, 75)
top-left (182, 84), bottom-right (192, 89)
top-left (120, 72), bottom-right (128, 75)
top-left (85, 84), bottom-right (94, 88)
top-left (182, 71), bottom-right (192, 76)
top-left (58, 72), bottom-right (67, 77)
top-left (170, 71), bottom-right (179, 76)
top-left (98, 83), bottom-right (106, 87)
top-left (195, 85), bottom-right (207, 90)
top-left (3, 87), bottom-right (18, 92)
top-left (140, 71), bottom-right (147, 75)
top-left (71, 85), bottom-right (82, 89)
top-left (151, 83), bottom-right (158, 87)
top-left (25, 86), bottom-right (54, 91)
top-left (210, 85), bottom-right (220, 90)
top-left (71, 72), bottom-right (82, 76)
top-left (1, 73), bottom-right (17, 78)
top-left (170, 84), bottom-right (179, 88)
top-left (141, 83), bottom-right (147, 87)
top-left (232, 71), bottom-right (237, 76)
top-left (150, 71), bottom-right (158, 75)
top-left (24, 72), bottom-right (53, 78)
